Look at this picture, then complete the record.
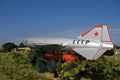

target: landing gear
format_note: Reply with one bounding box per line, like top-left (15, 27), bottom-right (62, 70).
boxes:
top-left (47, 60), bottom-right (57, 72)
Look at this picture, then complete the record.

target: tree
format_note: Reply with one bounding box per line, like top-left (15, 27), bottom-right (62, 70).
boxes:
top-left (2, 42), bottom-right (17, 52)
top-left (19, 42), bottom-right (26, 48)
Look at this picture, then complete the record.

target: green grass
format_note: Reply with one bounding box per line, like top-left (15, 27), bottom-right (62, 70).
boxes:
top-left (0, 53), bottom-right (9, 80)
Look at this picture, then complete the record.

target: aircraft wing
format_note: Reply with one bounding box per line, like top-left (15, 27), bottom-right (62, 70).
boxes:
top-left (73, 48), bottom-right (107, 60)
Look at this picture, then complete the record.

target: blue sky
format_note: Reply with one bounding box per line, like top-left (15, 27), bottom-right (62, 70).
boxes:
top-left (0, 0), bottom-right (120, 46)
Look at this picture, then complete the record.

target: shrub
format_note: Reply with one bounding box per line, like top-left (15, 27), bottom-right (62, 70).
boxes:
top-left (0, 52), bottom-right (48, 80)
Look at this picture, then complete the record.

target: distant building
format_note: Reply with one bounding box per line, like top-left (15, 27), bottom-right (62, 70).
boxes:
top-left (14, 47), bottom-right (31, 52)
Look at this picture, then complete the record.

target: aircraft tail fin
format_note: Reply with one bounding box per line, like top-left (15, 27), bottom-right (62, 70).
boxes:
top-left (75, 25), bottom-right (113, 60)
top-left (79, 25), bottom-right (112, 42)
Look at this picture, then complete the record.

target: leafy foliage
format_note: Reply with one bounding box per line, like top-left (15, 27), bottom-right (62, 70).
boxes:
top-left (1, 51), bottom-right (120, 80)
top-left (56, 61), bottom-right (87, 80)
top-left (103, 61), bottom-right (120, 80)
top-left (0, 52), bottom-right (48, 80)
top-left (2, 42), bottom-right (17, 52)
top-left (56, 56), bottom-right (120, 80)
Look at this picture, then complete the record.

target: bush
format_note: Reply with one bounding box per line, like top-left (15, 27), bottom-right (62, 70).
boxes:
top-left (1, 52), bottom-right (120, 80)
top-left (56, 56), bottom-right (120, 80)
top-left (0, 52), bottom-right (48, 80)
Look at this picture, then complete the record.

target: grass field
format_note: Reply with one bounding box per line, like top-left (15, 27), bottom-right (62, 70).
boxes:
top-left (0, 51), bottom-right (120, 80)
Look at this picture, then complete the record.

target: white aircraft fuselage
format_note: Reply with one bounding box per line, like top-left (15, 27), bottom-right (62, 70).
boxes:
top-left (23, 25), bottom-right (113, 60)
top-left (23, 37), bottom-right (113, 49)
